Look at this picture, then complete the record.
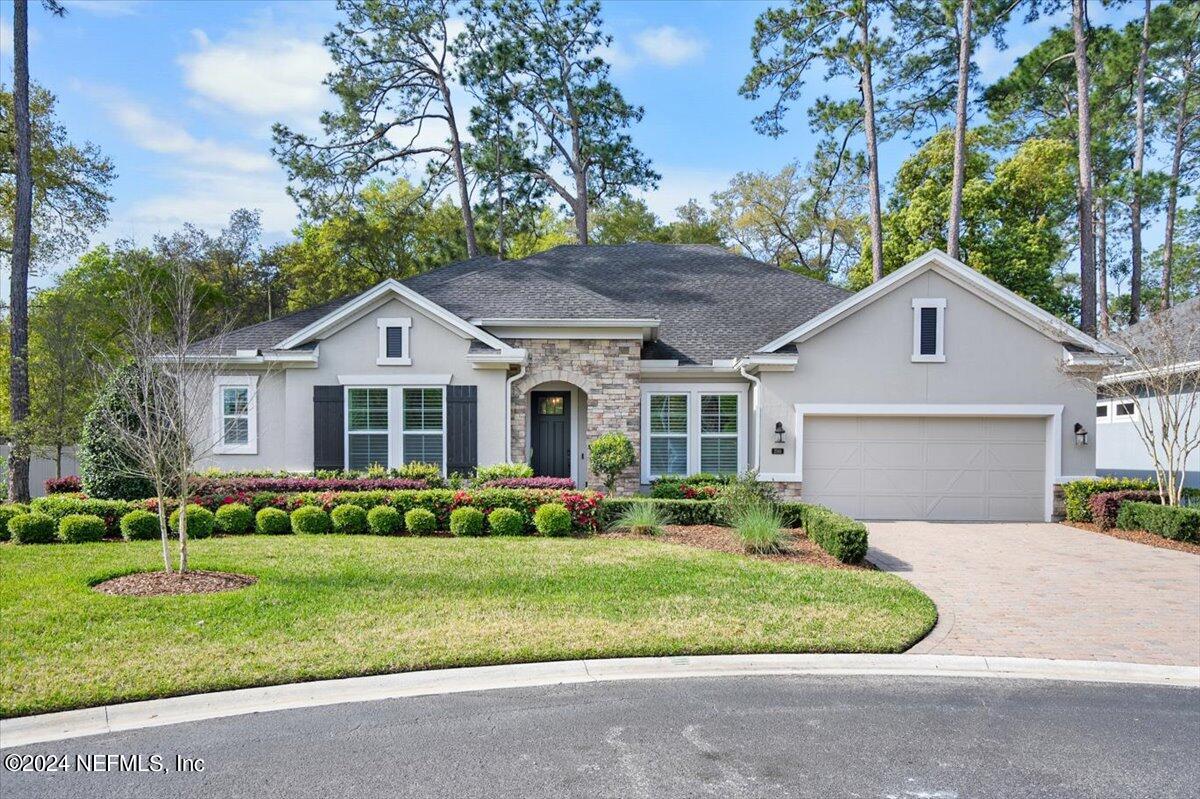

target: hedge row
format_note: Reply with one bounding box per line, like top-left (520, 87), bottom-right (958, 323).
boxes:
top-left (1062, 477), bottom-right (1157, 521)
top-left (1115, 501), bottom-right (1200, 542)
top-left (793, 504), bottom-right (869, 563)
top-left (1088, 490), bottom-right (1161, 530)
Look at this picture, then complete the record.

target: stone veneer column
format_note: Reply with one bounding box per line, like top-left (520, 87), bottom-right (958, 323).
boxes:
top-left (508, 338), bottom-right (642, 494)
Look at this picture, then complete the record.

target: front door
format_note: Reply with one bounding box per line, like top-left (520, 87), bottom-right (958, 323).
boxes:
top-left (531, 391), bottom-right (571, 477)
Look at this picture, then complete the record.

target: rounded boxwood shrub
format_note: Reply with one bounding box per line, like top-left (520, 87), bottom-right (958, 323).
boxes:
top-left (367, 505), bottom-right (402, 535)
top-left (405, 507), bottom-right (437, 535)
top-left (58, 514), bottom-right (107, 543)
top-left (450, 506), bottom-right (486, 536)
top-left (168, 505), bottom-right (215, 539)
top-left (331, 504), bottom-right (368, 534)
top-left (9, 512), bottom-right (57, 544)
top-left (215, 503), bottom-right (253, 535)
top-left (291, 505), bottom-right (332, 535)
top-left (256, 507), bottom-right (291, 535)
top-left (121, 509), bottom-right (161, 541)
top-left (77, 368), bottom-right (156, 500)
top-left (533, 502), bottom-right (573, 536)
top-left (488, 507), bottom-right (525, 536)
top-left (0, 503), bottom-right (29, 541)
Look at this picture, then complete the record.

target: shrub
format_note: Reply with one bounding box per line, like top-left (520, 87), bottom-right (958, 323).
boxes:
top-left (599, 498), bottom-right (726, 527)
top-left (121, 509), bottom-right (161, 541)
top-left (44, 476), bottom-right (82, 494)
top-left (611, 502), bottom-right (665, 536)
top-left (30, 495), bottom-right (136, 536)
top-left (487, 507), bottom-right (525, 536)
top-left (1089, 490), bottom-right (1161, 530)
top-left (9, 513), bottom-right (57, 544)
top-left (191, 475), bottom-right (430, 496)
top-left (291, 506), bottom-right (332, 535)
top-left (534, 502), bottom-right (573, 536)
top-left (588, 433), bottom-right (634, 494)
top-left (214, 503), bottom-right (254, 535)
top-left (1062, 477), bottom-right (1156, 522)
top-left (450, 507), bottom-right (486, 536)
top-left (331, 504), bottom-right (369, 534)
top-left (800, 504), bottom-right (869, 564)
top-left (77, 368), bottom-right (156, 500)
top-left (721, 470), bottom-right (778, 515)
top-left (1117, 501), bottom-right (1200, 542)
top-left (474, 463), bottom-right (534, 483)
top-left (367, 505), bottom-right (403, 535)
top-left (734, 503), bottom-right (786, 554)
top-left (256, 507), bottom-right (291, 535)
top-left (479, 477), bottom-right (575, 490)
top-left (168, 505), bottom-right (216, 539)
top-left (395, 462), bottom-right (444, 486)
top-left (649, 479), bottom-right (722, 500)
top-left (405, 508), bottom-right (437, 534)
top-left (0, 503), bottom-right (28, 541)
top-left (58, 514), bottom-right (107, 543)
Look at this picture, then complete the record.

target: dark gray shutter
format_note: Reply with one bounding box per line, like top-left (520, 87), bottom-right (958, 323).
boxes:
top-left (313, 386), bottom-right (344, 471)
top-left (385, 326), bottom-right (404, 358)
top-left (919, 307), bottom-right (939, 355)
top-left (445, 385), bottom-right (477, 476)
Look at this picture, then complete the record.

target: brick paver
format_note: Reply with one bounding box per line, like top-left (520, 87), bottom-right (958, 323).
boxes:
top-left (868, 522), bottom-right (1200, 666)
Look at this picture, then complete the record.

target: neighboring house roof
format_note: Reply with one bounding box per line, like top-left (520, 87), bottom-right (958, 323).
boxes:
top-left (1100, 296), bottom-right (1200, 382)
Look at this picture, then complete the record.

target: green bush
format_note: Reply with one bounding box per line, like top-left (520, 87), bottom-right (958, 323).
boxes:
top-left (611, 502), bottom-right (665, 536)
top-left (120, 509), bottom-right (161, 541)
top-left (367, 505), bottom-right (403, 535)
top-left (405, 508), bottom-right (437, 534)
top-left (168, 505), bottom-right (216, 539)
top-left (77, 368), bottom-right (156, 500)
top-left (215, 503), bottom-right (253, 535)
top-left (0, 503), bottom-right (28, 541)
top-left (57, 514), bottom-right (107, 543)
top-left (9, 513), bottom-right (57, 544)
top-left (450, 507), bottom-right (486, 536)
top-left (331, 504), bottom-right (369, 534)
top-left (534, 502), bottom-right (573, 536)
top-left (799, 504), bottom-right (869, 564)
top-left (395, 462), bottom-right (444, 486)
top-left (734, 503), bottom-right (786, 554)
top-left (588, 433), bottom-right (634, 494)
top-left (474, 463), bottom-right (534, 483)
top-left (291, 506), bottom-right (332, 535)
top-left (487, 507), bottom-right (525, 536)
top-left (1062, 477), bottom-right (1156, 522)
top-left (1117, 501), bottom-right (1200, 542)
top-left (599, 498), bottom-right (725, 527)
top-left (256, 507), bottom-right (291, 535)
top-left (30, 495), bottom-right (136, 536)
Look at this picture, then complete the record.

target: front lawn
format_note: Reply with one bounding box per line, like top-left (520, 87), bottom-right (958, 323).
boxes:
top-left (0, 535), bottom-right (935, 717)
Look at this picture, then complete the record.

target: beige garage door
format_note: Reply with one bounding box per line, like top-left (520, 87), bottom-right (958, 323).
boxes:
top-left (802, 416), bottom-right (1046, 521)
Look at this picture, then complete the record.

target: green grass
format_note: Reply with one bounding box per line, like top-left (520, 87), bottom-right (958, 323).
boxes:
top-left (0, 535), bottom-right (936, 718)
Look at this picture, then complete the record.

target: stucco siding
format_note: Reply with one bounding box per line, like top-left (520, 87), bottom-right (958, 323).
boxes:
top-left (1096, 390), bottom-right (1200, 486)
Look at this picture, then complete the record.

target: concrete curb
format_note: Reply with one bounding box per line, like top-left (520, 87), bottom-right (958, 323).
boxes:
top-left (3, 654), bottom-right (1196, 749)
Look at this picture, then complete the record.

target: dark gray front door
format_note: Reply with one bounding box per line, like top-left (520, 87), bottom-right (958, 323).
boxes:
top-left (531, 391), bottom-right (571, 478)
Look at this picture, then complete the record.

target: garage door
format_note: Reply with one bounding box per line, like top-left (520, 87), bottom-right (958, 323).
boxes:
top-left (801, 416), bottom-right (1046, 521)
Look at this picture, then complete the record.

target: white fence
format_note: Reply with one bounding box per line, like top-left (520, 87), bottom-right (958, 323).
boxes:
top-left (0, 444), bottom-right (79, 498)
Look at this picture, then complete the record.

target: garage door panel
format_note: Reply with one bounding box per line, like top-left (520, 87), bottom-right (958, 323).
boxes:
top-left (802, 415), bottom-right (1046, 521)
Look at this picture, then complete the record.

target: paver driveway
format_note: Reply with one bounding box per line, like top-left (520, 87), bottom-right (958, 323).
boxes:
top-left (868, 522), bottom-right (1200, 665)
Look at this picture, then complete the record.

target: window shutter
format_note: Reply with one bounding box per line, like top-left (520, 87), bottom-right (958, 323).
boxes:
top-left (445, 385), bottom-right (477, 476)
top-left (385, 326), bottom-right (404, 358)
top-left (313, 386), bottom-right (345, 471)
top-left (919, 306), bottom-right (939, 355)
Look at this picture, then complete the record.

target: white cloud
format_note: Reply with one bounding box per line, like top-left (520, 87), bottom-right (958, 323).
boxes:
top-left (178, 28), bottom-right (332, 119)
top-left (595, 41), bottom-right (637, 72)
top-left (634, 26), bottom-right (706, 67)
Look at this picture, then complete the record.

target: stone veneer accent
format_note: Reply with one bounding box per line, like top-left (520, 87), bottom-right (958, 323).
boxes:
top-left (769, 481), bottom-right (804, 502)
top-left (509, 338), bottom-right (642, 494)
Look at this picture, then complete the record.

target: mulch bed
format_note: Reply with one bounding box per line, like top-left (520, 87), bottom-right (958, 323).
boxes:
top-left (1063, 521), bottom-right (1200, 555)
top-left (94, 570), bottom-right (257, 597)
top-left (601, 525), bottom-right (870, 571)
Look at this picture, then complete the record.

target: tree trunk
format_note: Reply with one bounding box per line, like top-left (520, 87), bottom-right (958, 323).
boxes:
top-left (859, 9), bottom-right (884, 282)
top-left (1072, 0), bottom-right (1097, 335)
top-left (573, 167), bottom-right (589, 245)
top-left (1162, 70), bottom-right (1192, 309)
top-left (55, 443), bottom-right (63, 479)
top-left (7, 0), bottom-right (33, 503)
top-left (946, 0), bottom-right (973, 260)
top-left (178, 494), bottom-right (189, 573)
top-left (442, 83), bottom-right (479, 258)
top-left (1097, 197), bottom-right (1109, 336)
top-left (1129, 0), bottom-right (1150, 324)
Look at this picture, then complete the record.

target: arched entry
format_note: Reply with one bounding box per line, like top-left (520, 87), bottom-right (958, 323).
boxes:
top-left (513, 376), bottom-right (591, 485)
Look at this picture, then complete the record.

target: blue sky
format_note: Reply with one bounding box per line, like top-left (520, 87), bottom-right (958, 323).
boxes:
top-left (3, 0), bottom-right (1146, 290)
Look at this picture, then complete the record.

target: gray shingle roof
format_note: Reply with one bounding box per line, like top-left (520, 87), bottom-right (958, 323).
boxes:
top-left (1102, 296), bottom-right (1200, 371)
top-left (199, 244), bottom-right (852, 363)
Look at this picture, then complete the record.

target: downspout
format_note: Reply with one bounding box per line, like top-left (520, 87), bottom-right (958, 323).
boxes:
top-left (738, 362), bottom-right (762, 473)
top-left (505, 362), bottom-right (527, 464)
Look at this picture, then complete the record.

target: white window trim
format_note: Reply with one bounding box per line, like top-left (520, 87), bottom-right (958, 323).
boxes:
top-left (699, 394), bottom-right (741, 475)
top-left (344, 386), bottom-right (391, 471)
top-left (645, 392), bottom-right (689, 480)
top-left (640, 384), bottom-right (749, 482)
top-left (376, 317), bottom-right (412, 366)
top-left (911, 298), bottom-right (946, 363)
top-left (400, 386), bottom-right (447, 471)
top-left (212, 375), bottom-right (259, 455)
top-left (342, 385), bottom-right (447, 474)
top-left (1111, 399), bottom-right (1139, 422)
top-left (1096, 401), bottom-right (1112, 424)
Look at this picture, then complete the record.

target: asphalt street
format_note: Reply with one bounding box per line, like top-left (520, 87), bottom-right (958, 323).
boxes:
top-left (3, 675), bottom-right (1197, 799)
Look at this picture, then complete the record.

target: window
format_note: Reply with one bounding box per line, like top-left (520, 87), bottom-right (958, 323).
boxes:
top-left (347, 387), bottom-right (389, 469)
top-left (648, 393), bottom-right (688, 476)
top-left (402, 387), bottom-right (444, 467)
top-left (212, 375), bottom-right (258, 454)
top-left (376, 317), bottom-right (412, 365)
top-left (1114, 401), bottom-right (1136, 420)
top-left (538, 395), bottom-right (565, 415)
top-left (911, 298), bottom-right (946, 362)
top-left (699, 394), bottom-right (739, 475)
top-left (1096, 403), bottom-right (1109, 419)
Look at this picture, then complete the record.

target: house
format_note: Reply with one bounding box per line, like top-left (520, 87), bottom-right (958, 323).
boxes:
top-left (191, 245), bottom-right (1120, 522)
top-left (1096, 297), bottom-right (1200, 488)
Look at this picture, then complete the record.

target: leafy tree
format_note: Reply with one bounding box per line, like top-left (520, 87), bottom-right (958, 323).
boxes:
top-left (273, 0), bottom-right (481, 256)
top-left (27, 285), bottom-right (96, 476)
top-left (505, 206), bottom-right (575, 259)
top-left (459, 0), bottom-right (659, 244)
top-left (591, 197), bottom-right (665, 244)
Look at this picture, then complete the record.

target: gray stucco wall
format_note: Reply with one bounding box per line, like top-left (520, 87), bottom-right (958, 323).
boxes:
top-left (1096, 390), bottom-right (1200, 486)
top-left (755, 270), bottom-right (1097, 481)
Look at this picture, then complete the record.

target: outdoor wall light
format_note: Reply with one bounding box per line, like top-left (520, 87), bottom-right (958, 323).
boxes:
top-left (1074, 423), bottom-right (1089, 446)
top-left (774, 422), bottom-right (786, 444)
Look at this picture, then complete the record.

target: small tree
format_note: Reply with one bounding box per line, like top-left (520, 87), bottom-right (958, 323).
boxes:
top-left (588, 433), bottom-right (634, 495)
